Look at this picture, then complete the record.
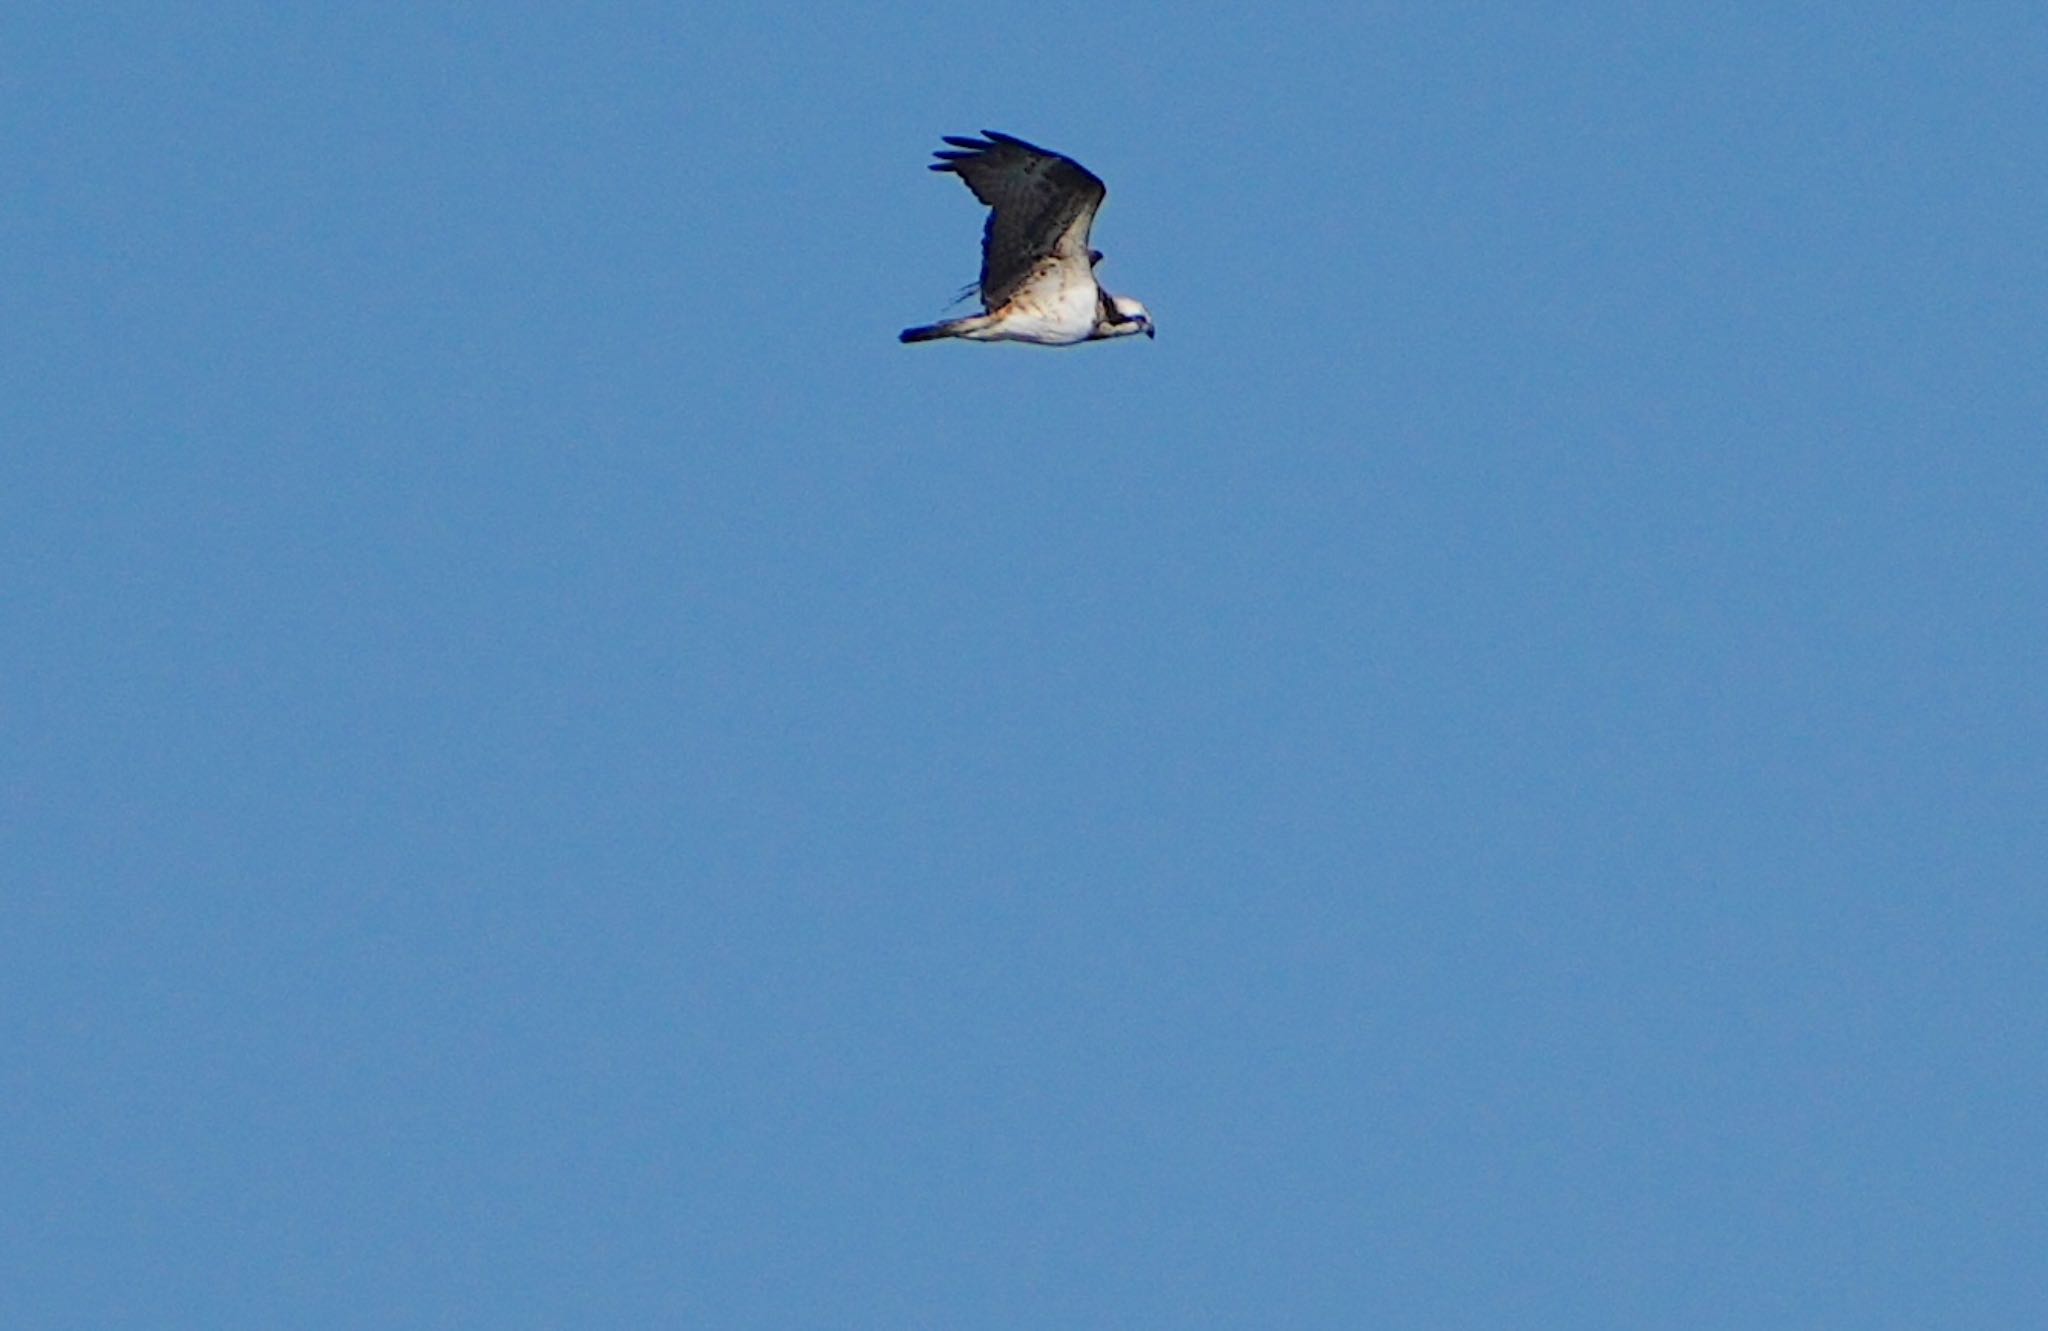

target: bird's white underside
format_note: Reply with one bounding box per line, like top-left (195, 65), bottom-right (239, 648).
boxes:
top-left (956, 261), bottom-right (1101, 345)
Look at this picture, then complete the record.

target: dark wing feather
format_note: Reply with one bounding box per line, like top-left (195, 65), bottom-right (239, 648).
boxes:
top-left (929, 131), bottom-right (1107, 310)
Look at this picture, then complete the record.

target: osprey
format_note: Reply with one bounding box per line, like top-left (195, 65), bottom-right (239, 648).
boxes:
top-left (900, 131), bottom-right (1155, 347)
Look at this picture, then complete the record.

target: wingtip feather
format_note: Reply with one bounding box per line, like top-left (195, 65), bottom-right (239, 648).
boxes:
top-left (983, 130), bottom-right (1052, 156)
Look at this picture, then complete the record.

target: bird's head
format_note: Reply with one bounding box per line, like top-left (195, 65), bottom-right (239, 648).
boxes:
top-left (1111, 295), bottom-right (1156, 339)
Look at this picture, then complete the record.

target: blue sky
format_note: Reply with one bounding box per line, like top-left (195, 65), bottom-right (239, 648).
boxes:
top-left (5, 4), bottom-right (2045, 1326)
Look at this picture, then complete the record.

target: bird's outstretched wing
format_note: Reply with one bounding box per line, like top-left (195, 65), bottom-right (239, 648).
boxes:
top-left (930, 131), bottom-right (1107, 311)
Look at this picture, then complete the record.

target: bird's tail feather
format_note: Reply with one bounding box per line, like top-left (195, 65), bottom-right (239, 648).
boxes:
top-left (899, 313), bottom-right (992, 344)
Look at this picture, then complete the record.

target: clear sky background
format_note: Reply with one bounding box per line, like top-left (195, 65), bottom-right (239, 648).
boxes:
top-left (6, 4), bottom-right (2045, 1327)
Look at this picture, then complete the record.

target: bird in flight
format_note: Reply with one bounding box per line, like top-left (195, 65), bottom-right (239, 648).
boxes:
top-left (900, 131), bottom-right (1154, 347)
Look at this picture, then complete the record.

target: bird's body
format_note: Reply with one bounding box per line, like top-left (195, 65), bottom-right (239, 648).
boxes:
top-left (906, 254), bottom-right (1102, 346)
top-left (900, 131), bottom-right (1154, 347)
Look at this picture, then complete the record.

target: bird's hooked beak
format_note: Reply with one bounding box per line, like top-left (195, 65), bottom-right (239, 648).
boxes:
top-left (1144, 321), bottom-right (1156, 339)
